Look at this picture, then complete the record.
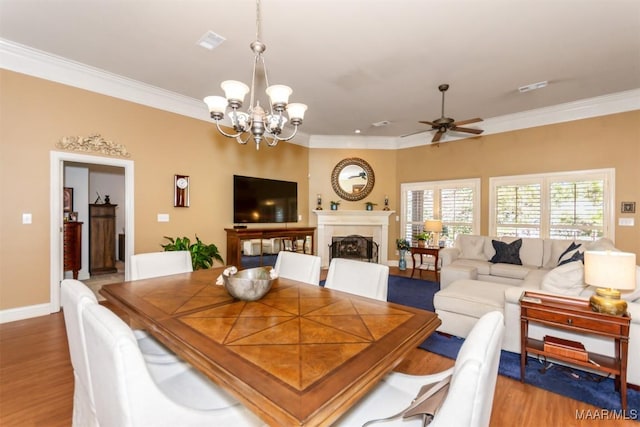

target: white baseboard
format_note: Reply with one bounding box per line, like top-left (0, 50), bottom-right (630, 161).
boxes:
top-left (0, 303), bottom-right (54, 324)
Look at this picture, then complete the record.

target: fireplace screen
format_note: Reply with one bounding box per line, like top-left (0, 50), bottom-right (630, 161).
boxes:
top-left (329, 235), bottom-right (378, 263)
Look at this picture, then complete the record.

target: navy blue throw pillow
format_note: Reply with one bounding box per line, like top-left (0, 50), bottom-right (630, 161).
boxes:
top-left (558, 242), bottom-right (584, 266)
top-left (490, 239), bottom-right (523, 265)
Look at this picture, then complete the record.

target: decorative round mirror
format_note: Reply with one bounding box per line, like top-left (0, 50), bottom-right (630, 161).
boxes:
top-left (331, 157), bottom-right (375, 201)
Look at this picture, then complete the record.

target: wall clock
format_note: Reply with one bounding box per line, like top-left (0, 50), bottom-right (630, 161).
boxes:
top-left (174, 174), bottom-right (190, 207)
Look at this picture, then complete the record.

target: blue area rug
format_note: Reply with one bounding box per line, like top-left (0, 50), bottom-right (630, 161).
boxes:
top-left (381, 275), bottom-right (639, 415)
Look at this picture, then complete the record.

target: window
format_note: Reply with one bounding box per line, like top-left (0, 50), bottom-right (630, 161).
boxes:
top-left (400, 178), bottom-right (480, 246)
top-left (490, 169), bottom-right (614, 241)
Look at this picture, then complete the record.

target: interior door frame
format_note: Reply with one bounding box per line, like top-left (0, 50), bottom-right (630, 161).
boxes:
top-left (50, 151), bottom-right (134, 312)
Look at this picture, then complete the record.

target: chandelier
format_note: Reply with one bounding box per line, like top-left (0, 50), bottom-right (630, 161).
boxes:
top-left (203, 0), bottom-right (307, 150)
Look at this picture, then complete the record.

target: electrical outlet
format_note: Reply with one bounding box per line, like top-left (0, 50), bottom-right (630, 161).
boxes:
top-left (157, 213), bottom-right (170, 222)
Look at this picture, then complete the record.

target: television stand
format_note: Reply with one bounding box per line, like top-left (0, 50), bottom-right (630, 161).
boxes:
top-left (225, 227), bottom-right (316, 269)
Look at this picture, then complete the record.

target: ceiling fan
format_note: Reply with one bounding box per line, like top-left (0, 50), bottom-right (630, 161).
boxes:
top-left (412, 84), bottom-right (484, 144)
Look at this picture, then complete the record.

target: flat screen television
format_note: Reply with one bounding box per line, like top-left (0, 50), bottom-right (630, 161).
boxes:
top-left (233, 175), bottom-right (298, 224)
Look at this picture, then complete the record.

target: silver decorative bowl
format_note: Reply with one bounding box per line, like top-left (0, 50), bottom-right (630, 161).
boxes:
top-left (223, 267), bottom-right (274, 301)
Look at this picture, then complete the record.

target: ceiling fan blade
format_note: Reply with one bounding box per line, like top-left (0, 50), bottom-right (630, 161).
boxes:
top-left (432, 130), bottom-right (444, 143)
top-left (452, 117), bottom-right (483, 126)
top-left (418, 120), bottom-right (438, 127)
top-left (450, 126), bottom-right (484, 135)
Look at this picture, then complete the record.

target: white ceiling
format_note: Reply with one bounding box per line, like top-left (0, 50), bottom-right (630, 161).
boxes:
top-left (1, 0), bottom-right (639, 142)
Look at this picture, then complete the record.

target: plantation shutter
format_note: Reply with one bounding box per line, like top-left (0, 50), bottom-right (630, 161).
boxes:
top-left (549, 179), bottom-right (604, 239)
top-left (495, 183), bottom-right (541, 237)
top-left (440, 186), bottom-right (475, 239)
top-left (401, 179), bottom-right (479, 246)
top-left (490, 169), bottom-right (611, 240)
top-left (404, 189), bottom-right (434, 244)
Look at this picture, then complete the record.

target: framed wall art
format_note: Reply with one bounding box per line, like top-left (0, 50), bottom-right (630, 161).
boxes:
top-left (621, 201), bottom-right (636, 214)
top-left (63, 187), bottom-right (74, 213)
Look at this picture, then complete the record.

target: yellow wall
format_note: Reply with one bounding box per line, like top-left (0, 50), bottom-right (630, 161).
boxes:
top-left (395, 112), bottom-right (640, 255)
top-left (1, 69), bottom-right (638, 312)
top-left (0, 70), bottom-right (309, 310)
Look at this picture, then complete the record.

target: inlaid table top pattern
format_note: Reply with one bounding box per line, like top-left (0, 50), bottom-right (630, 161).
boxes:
top-left (101, 268), bottom-right (440, 426)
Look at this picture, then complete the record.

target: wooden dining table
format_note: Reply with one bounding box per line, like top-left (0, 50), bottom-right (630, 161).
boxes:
top-left (100, 267), bottom-right (440, 426)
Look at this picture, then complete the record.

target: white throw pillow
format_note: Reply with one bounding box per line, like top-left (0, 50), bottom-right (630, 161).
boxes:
top-left (458, 235), bottom-right (486, 261)
top-left (541, 262), bottom-right (586, 296)
top-left (620, 265), bottom-right (640, 302)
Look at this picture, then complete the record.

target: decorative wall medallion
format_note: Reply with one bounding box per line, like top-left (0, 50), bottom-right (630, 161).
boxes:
top-left (56, 134), bottom-right (131, 157)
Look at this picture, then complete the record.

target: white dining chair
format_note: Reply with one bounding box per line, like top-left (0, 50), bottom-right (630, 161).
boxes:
top-left (335, 311), bottom-right (505, 427)
top-left (129, 250), bottom-right (193, 280)
top-left (324, 258), bottom-right (389, 301)
top-left (60, 279), bottom-right (101, 427)
top-left (82, 302), bottom-right (266, 427)
top-left (129, 250), bottom-right (194, 366)
top-left (273, 251), bottom-right (322, 285)
top-left (61, 279), bottom-right (205, 426)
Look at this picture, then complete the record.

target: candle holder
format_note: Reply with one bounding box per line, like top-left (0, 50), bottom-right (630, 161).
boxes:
top-left (383, 195), bottom-right (390, 211)
top-left (316, 194), bottom-right (323, 210)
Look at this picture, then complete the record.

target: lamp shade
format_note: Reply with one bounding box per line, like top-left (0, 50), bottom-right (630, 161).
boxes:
top-left (286, 103), bottom-right (308, 121)
top-left (221, 80), bottom-right (250, 103)
top-left (424, 220), bottom-right (443, 233)
top-left (584, 251), bottom-right (636, 290)
top-left (203, 96), bottom-right (228, 115)
top-left (265, 84), bottom-right (292, 105)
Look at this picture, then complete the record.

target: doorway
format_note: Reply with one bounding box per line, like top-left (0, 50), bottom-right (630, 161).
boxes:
top-left (50, 151), bottom-right (134, 313)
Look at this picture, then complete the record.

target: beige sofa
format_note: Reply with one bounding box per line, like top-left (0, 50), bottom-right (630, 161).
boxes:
top-left (435, 234), bottom-right (640, 386)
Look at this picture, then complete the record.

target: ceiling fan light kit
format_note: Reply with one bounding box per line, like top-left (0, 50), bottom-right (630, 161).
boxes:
top-left (203, 0), bottom-right (307, 150)
top-left (415, 83), bottom-right (484, 144)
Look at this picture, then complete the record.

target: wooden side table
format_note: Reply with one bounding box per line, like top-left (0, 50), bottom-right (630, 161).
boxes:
top-left (410, 246), bottom-right (440, 281)
top-left (519, 291), bottom-right (631, 410)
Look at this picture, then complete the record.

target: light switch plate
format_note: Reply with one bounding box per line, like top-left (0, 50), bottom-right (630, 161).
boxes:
top-left (22, 213), bottom-right (32, 224)
top-left (619, 217), bottom-right (634, 226)
top-left (157, 213), bottom-right (170, 222)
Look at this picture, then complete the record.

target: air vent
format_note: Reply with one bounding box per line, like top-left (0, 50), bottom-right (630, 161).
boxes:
top-left (197, 31), bottom-right (226, 50)
top-left (372, 120), bottom-right (391, 127)
top-left (518, 80), bottom-right (548, 93)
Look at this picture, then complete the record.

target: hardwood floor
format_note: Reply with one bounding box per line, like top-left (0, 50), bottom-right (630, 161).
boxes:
top-left (1, 270), bottom-right (635, 426)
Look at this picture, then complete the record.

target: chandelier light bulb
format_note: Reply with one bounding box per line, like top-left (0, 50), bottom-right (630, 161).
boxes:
top-left (203, 96), bottom-right (228, 119)
top-left (286, 103), bottom-right (308, 124)
top-left (266, 85), bottom-right (293, 110)
top-left (221, 80), bottom-right (250, 106)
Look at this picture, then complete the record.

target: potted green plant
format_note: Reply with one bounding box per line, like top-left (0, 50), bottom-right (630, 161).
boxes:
top-left (330, 201), bottom-right (340, 210)
top-left (161, 235), bottom-right (224, 270)
top-left (415, 232), bottom-right (430, 247)
top-left (364, 201), bottom-right (377, 211)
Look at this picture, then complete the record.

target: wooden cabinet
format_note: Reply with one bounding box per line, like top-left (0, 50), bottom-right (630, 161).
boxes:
top-left (225, 227), bottom-right (316, 269)
top-left (63, 221), bottom-right (83, 279)
top-left (89, 204), bottom-right (117, 275)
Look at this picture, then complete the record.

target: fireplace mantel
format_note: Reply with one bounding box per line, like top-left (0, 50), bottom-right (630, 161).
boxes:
top-left (313, 210), bottom-right (395, 268)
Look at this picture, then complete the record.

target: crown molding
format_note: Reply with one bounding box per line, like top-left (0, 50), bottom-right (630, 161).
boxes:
top-left (2, 38), bottom-right (638, 150)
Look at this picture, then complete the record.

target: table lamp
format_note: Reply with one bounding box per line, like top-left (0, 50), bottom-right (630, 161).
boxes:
top-left (584, 250), bottom-right (636, 316)
top-left (424, 220), bottom-right (443, 247)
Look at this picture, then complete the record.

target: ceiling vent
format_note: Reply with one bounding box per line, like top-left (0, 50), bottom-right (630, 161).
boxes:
top-left (518, 80), bottom-right (548, 93)
top-left (197, 31), bottom-right (226, 50)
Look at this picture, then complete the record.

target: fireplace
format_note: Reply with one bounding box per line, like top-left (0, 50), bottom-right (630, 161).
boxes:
top-left (313, 210), bottom-right (394, 268)
top-left (330, 235), bottom-right (378, 263)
